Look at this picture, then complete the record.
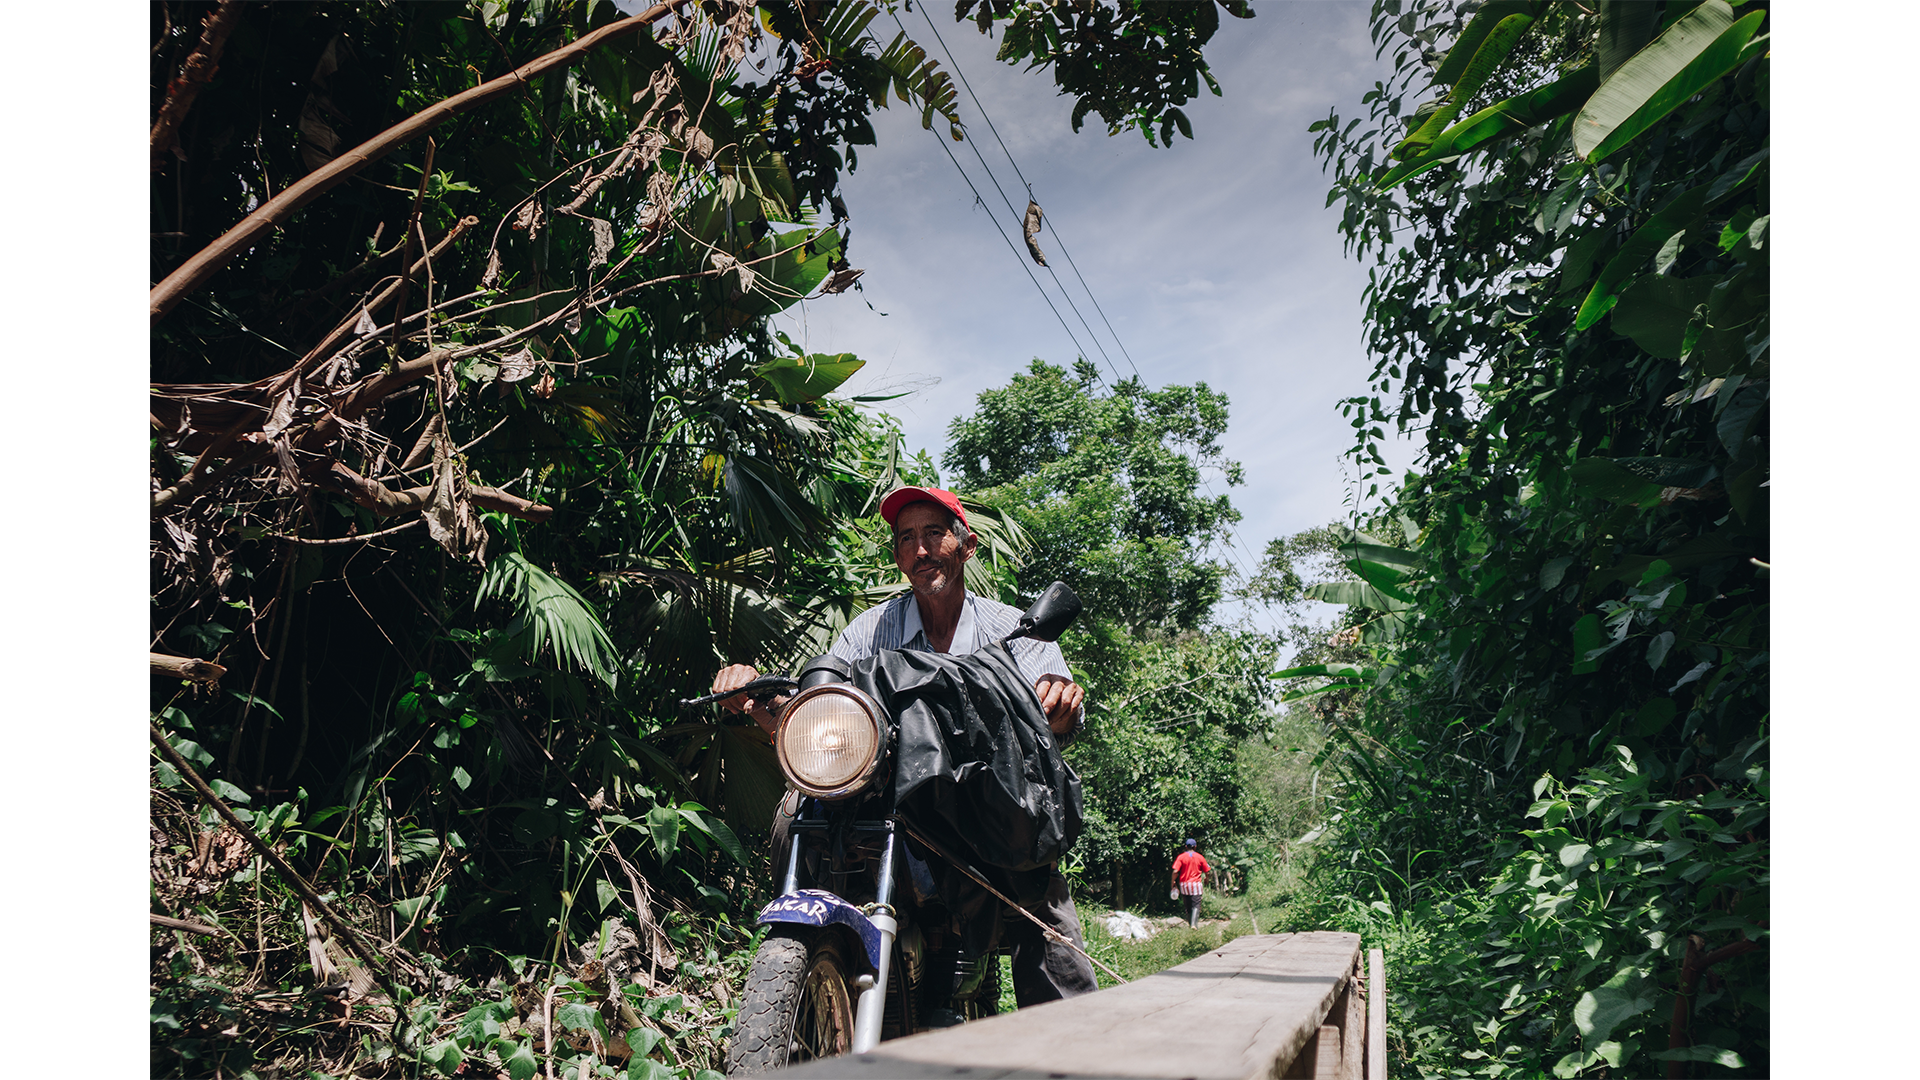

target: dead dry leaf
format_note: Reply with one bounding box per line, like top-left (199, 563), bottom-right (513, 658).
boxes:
top-left (636, 128), bottom-right (667, 170)
top-left (710, 251), bottom-right (756, 296)
top-left (498, 346), bottom-right (537, 384)
top-left (684, 127), bottom-right (715, 165)
top-left (512, 200), bottom-right (545, 239)
top-left (588, 217), bottom-right (615, 267)
top-left (821, 266), bottom-right (865, 294)
top-left (1023, 200), bottom-right (1047, 266)
top-left (424, 436), bottom-right (487, 563)
top-left (260, 376), bottom-right (300, 440)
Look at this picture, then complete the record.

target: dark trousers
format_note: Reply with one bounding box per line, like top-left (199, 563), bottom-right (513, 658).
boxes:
top-left (1183, 889), bottom-right (1202, 927)
top-left (1006, 871), bottom-right (1098, 1006)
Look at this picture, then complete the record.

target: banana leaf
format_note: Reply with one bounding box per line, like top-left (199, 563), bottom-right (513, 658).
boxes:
top-left (1595, 0), bottom-right (1660, 82)
top-left (1430, 1), bottom-right (1540, 88)
top-left (1393, 12), bottom-right (1536, 161)
top-left (753, 353), bottom-right (865, 404)
top-left (1575, 2), bottom-right (1766, 161)
top-left (1377, 66), bottom-right (1598, 190)
top-left (1336, 542), bottom-right (1423, 571)
top-left (1308, 580), bottom-right (1415, 613)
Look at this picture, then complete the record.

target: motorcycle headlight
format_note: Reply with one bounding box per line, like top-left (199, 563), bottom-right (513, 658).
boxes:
top-left (776, 685), bottom-right (885, 800)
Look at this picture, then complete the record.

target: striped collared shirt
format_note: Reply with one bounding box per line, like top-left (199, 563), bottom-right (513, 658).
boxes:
top-left (827, 589), bottom-right (1084, 728)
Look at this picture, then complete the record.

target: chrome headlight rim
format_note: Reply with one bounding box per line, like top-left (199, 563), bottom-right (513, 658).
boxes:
top-left (775, 684), bottom-right (887, 800)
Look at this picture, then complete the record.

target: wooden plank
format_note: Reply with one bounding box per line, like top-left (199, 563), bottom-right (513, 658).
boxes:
top-left (1312, 1025), bottom-right (1342, 1080)
top-left (1366, 948), bottom-right (1387, 1080)
top-left (1281, 1022), bottom-right (1313, 1080)
top-left (773, 932), bottom-right (1362, 1080)
top-left (1337, 968), bottom-right (1363, 1080)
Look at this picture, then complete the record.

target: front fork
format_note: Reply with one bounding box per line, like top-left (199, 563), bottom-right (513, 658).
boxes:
top-left (849, 822), bottom-right (900, 1053)
top-left (774, 810), bottom-right (903, 1054)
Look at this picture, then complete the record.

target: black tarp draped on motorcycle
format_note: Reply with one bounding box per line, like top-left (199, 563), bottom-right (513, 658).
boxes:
top-left (846, 642), bottom-right (1083, 909)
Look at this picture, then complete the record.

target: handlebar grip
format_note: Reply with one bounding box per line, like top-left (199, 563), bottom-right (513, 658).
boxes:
top-left (679, 674), bottom-right (799, 709)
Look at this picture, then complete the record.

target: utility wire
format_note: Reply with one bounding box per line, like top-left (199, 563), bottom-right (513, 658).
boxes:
top-left (906, 7), bottom-right (1123, 382)
top-left (920, 118), bottom-right (1096, 368)
top-left (913, 4), bottom-right (1143, 381)
top-left (889, 8), bottom-right (1121, 383)
top-left (898, 10), bottom-right (1270, 614)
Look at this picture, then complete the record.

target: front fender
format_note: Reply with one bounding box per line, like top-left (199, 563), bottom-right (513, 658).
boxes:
top-left (755, 889), bottom-right (884, 973)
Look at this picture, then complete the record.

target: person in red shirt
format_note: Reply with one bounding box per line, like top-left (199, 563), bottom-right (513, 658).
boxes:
top-left (1170, 839), bottom-right (1210, 928)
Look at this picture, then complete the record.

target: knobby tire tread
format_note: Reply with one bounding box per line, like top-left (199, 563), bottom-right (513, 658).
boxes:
top-left (727, 933), bottom-right (809, 1074)
top-left (726, 929), bottom-right (853, 1075)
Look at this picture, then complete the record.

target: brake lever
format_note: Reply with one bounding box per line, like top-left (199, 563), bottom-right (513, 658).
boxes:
top-left (679, 674), bottom-right (799, 710)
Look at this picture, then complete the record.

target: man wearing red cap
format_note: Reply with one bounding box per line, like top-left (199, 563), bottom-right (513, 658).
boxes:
top-left (710, 484), bottom-right (1096, 1008)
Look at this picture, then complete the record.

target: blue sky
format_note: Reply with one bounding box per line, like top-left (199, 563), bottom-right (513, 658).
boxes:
top-left (764, 1), bottom-right (1413, 632)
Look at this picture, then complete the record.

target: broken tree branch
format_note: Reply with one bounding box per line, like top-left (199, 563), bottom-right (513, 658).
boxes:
top-left (150, 1), bottom-right (245, 173)
top-left (152, 913), bottom-right (223, 936)
top-left (151, 652), bottom-right (229, 685)
top-left (150, 1), bottom-right (682, 324)
top-left (320, 462), bottom-right (553, 522)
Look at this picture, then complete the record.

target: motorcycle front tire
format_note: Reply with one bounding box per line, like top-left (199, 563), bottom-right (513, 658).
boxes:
top-left (726, 927), bottom-right (856, 1074)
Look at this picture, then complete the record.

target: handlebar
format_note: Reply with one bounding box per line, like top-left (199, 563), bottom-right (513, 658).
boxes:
top-left (679, 674), bottom-right (799, 710)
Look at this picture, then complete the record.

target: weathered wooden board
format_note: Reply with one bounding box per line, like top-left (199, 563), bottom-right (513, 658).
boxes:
top-left (1366, 948), bottom-right (1387, 1080)
top-left (771, 931), bottom-right (1363, 1080)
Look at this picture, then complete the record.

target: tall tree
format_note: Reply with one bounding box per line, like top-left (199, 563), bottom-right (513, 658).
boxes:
top-left (944, 358), bottom-right (1242, 633)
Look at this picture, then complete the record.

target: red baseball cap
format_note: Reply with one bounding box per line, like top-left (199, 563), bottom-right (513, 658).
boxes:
top-left (879, 486), bottom-right (968, 529)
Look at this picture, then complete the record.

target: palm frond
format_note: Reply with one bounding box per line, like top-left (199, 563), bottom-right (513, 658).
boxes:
top-left (601, 550), bottom-right (821, 677)
top-left (957, 495), bottom-right (1033, 605)
top-left (721, 451), bottom-right (829, 550)
top-left (477, 552), bottom-right (622, 686)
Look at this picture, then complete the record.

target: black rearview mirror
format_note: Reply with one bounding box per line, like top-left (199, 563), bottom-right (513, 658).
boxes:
top-left (1004, 581), bottom-right (1082, 644)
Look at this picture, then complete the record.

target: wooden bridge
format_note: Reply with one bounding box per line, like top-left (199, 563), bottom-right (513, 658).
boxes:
top-left (773, 932), bottom-right (1388, 1080)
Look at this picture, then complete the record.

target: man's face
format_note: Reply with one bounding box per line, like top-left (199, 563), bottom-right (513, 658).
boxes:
top-left (892, 501), bottom-right (975, 599)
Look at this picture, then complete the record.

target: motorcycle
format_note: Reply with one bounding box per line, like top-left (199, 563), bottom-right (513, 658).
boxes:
top-left (681, 583), bottom-right (1086, 1074)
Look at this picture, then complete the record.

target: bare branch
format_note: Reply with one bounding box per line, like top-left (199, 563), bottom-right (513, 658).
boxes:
top-left (388, 138), bottom-right (437, 349)
top-left (151, 913), bottom-right (223, 936)
top-left (150, 652), bottom-right (229, 685)
top-left (319, 462), bottom-right (552, 522)
top-left (280, 215), bottom-right (479, 394)
top-left (276, 519), bottom-right (424, 546)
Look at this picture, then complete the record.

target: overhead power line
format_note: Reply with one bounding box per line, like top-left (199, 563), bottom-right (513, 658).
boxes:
top-left (918, 116), bottom-right (1098, 368)
top-left (889, 8), bottom-right (1127, 383)
top-left (912, 4), bottom-right (1142, 382)
top-left (893, 11), bottom-right (1268, 616)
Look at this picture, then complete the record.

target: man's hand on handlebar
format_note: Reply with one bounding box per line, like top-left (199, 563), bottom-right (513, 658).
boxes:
top-left (712, 664), bottom-right (786, 735)
top-left (1033, 674), bottom-right (1084, 737)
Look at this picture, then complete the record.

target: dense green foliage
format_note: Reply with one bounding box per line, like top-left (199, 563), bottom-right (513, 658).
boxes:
top-left (1289, 2), bottom-right (1770, 1076)
top-left (146, 3), bottom-right (999, 1076)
